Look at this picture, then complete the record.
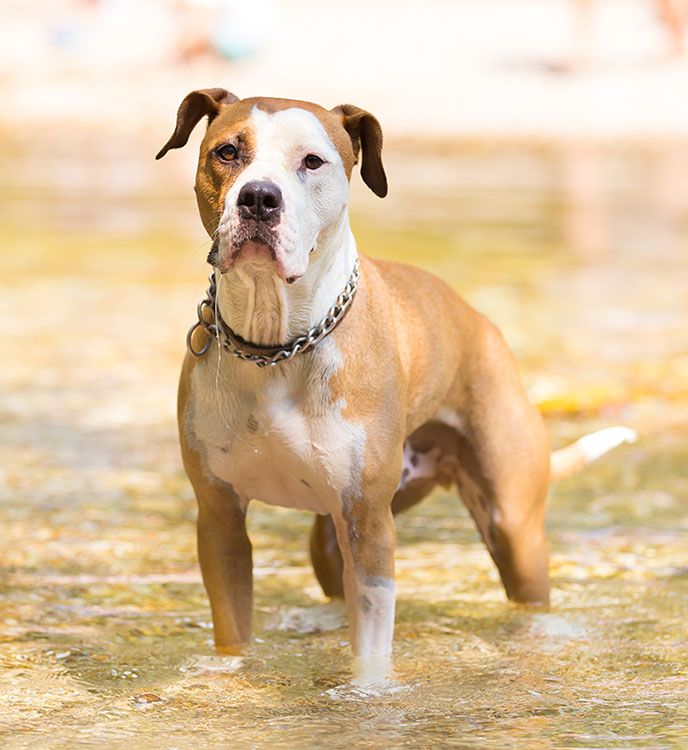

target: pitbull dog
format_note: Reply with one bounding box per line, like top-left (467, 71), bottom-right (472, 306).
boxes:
top-left (157, 89), bottom-right (635, 683)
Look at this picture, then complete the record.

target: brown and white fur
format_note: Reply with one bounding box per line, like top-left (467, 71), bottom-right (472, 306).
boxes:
top-left (157, 89), bottom-right (636, 685)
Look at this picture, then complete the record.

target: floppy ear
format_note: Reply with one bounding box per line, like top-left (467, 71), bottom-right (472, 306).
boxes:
top-left (332, 104), bottom-right (387, 198)
top-left (155, 88), bottom-right (239, 160)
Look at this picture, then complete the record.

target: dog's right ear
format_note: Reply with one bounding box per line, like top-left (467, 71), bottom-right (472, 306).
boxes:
top-left (155, 88), bottom-right (239, 160)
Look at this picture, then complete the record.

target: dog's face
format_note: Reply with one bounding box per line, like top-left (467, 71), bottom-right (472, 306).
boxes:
top-left (157, 91), bottom-right (387, 282)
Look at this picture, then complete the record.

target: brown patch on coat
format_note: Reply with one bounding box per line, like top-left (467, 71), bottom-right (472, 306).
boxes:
top-left (194, 109), bottom-right (257, 236)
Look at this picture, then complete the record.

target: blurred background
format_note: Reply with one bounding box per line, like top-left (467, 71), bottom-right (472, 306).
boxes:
top-left (1, 1), bottom-right (687, 747)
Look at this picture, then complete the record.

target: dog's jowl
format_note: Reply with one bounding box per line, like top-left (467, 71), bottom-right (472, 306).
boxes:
top-left (157, 89), bottom-right (635, 684)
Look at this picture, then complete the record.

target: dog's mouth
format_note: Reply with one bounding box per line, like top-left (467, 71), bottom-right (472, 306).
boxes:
top-left (207, 221), bottom-right (278, 269)
top-left (206, 225), bottom-right (305, 282)
top-left (234, 239), bottom-right (276, 266)
top-left (235, 218), bottom-right (278, 251)
top-left (207, 217), bottom-right (305, 284)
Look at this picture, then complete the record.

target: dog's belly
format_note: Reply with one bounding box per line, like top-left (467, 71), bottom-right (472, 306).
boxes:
top-left (190, 365), bottom-right (365, 513)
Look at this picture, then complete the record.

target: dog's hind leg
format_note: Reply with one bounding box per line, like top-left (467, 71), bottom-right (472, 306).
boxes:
top-left (452, 434), bottom-right (550, 606)
top-left (451, 400), bottom-right (551, 604)
top-left (310, 514), bottom-right (345, 599)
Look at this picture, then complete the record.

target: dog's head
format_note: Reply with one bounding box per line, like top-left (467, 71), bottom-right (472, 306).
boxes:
top-left (157, 90), bottom-right (387, 283)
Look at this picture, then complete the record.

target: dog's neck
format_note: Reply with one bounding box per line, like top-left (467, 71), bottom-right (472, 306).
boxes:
top-left (215, 214), bottom-right (358, 346)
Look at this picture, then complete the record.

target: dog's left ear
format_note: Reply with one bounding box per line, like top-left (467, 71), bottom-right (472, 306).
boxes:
top-left (156, 88), bottom-right (239, 160)
top-left (332, 104), bottom-right (387, 198)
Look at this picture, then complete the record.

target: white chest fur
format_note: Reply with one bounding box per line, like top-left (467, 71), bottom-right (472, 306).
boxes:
top-left (187, 340), bottom-right (365, 514)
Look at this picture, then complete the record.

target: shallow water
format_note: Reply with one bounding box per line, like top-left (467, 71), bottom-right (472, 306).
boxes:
top-left (0, 135), bottom-right (687, 748)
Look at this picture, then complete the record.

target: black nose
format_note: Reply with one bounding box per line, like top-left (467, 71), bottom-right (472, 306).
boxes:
top-left (237, 181), bottom-right (282, 224)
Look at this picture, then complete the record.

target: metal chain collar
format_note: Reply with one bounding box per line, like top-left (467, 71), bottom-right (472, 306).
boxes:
top-left (186, 259), bottom-right (360, 368)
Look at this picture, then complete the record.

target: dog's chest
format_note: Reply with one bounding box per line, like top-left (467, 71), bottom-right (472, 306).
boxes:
top-left (189, 356), bottom-right (364, 513)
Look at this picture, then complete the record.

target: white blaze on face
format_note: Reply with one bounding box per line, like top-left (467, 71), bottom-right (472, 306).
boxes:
top-left (218, 107), bottom-right (350, 281)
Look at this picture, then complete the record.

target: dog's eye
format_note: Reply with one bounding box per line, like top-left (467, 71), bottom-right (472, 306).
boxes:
top-left (215, 143), bottom-right (238, 162)
top-left (304, 154), bottom-right (324, 170)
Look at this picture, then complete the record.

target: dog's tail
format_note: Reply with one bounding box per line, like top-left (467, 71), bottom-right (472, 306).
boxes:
top-left (550, 426), bottom-right (637, 482)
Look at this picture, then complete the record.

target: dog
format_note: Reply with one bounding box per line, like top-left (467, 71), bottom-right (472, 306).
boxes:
top-left (156, 89), bottom-right (636, 684)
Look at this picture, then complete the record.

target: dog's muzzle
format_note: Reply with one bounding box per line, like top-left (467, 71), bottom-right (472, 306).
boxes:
top-left (207, 180), bottom-right (285, 272)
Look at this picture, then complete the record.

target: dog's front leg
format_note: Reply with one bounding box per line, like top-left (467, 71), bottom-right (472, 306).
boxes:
top-left (332, 497), bottom-right (397, 685)
top-left (195, 484), bottom-right (253, 655)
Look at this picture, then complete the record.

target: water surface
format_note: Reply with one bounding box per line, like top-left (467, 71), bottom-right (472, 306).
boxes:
top-left (0, 135), bottom-right (686, 748)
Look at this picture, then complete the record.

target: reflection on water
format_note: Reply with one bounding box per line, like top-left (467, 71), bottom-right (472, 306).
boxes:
top-left (0, 136), bottom-right (686, 748)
